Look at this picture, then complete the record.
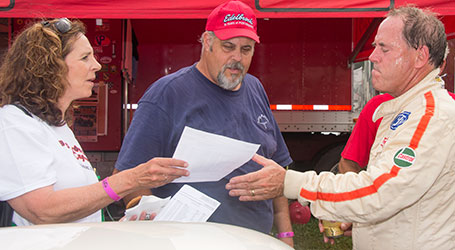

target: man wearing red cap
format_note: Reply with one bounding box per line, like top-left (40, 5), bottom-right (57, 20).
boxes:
top-left (114, 1), bottom-right (294, 246)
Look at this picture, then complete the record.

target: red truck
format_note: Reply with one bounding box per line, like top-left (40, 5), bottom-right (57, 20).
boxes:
top-left (2, 0), bottom-right (455, 173)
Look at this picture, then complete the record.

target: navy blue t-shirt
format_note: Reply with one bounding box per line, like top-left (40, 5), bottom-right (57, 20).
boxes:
top-left (116, 63), bottom-right (292, 233)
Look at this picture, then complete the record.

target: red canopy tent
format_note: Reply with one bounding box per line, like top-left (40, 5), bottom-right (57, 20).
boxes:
top-left (2, 0), bottom-right (454, 59)
top-left (0, 0), bottom-right (454, 19)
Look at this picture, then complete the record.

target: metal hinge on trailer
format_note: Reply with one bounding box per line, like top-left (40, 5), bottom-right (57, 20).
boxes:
top-left (272, 110), bottom-right (356, 132)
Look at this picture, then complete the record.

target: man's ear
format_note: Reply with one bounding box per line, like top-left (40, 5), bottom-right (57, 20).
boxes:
top-left (202, 32), bottom-right (213, 52)
top-left (415, 45), bottom-right (430, 68)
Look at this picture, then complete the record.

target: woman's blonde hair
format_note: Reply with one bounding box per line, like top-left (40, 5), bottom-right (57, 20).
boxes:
top-left (0, 18), bottom-right (86, 126)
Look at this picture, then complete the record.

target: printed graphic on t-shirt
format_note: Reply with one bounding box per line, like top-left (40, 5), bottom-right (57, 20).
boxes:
top-left (257, 114), bottom-right (269, 129)
top-left (58, 140), bottom-right (92, 170)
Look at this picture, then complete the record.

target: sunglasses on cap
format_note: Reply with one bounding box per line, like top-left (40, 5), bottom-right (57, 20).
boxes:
top-left (41, 18), bottom-right (72, 34)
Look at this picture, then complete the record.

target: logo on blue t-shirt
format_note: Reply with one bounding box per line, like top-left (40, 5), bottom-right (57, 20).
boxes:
top-left (390, 111), bottom-right (411, 130)
top-left (257, 114), bottom-right (269, 129)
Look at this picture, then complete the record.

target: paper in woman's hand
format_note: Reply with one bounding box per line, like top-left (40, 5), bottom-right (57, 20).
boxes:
top-left (123, 195), bottom-right (170, 221)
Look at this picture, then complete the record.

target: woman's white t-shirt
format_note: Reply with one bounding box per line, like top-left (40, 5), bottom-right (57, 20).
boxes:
top-left (0, 105), bottom-right (101, 226)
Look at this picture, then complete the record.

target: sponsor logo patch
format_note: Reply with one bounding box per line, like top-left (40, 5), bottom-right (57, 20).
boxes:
top-left (393, 147), bottom-right (416, 167)
top-left (390, 111), bottom-right (410, 130)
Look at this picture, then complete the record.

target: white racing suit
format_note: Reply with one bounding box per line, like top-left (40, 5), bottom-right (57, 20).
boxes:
top-left (284, 69), bottom-right (455, 249)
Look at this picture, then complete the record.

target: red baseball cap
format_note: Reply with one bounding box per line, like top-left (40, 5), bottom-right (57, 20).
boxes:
top-left (205, 0), bottom-right (260, 43)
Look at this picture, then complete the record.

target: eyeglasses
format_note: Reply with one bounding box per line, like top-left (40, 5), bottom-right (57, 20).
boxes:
top-left (41, 18), bottom-right (72, 34)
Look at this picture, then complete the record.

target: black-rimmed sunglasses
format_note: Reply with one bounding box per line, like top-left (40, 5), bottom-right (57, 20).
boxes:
top-left (41, 18), bottom-right (72, 34)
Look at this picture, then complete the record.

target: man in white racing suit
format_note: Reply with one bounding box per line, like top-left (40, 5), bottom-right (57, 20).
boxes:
top-left (226, 6), bottom-right (455, 250)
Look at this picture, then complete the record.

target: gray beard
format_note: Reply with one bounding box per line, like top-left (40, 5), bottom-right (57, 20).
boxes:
top-left (217, 62), bottom-right (244, 91)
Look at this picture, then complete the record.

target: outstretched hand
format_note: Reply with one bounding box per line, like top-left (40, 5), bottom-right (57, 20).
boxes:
top-left (133, 157), bottom-right (190, 189)
top-left (226, 154), bottom-right (286, 201)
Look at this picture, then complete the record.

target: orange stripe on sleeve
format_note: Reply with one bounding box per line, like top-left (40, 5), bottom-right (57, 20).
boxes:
top-left (409, 92), bottom-right (435, 149)
top-left (299, 91), bottom-right (435, 202)
top-left (300, 166), bottom-right (401, 202)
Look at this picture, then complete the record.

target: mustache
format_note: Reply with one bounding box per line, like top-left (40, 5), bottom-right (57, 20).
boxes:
top-left (224, 61), bottom-right (244, 72)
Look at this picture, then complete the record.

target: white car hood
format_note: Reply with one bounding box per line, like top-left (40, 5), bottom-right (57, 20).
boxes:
top-left (0, 221), bottom-right (293, 250)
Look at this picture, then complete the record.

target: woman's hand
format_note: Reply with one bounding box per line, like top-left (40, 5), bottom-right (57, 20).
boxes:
top-left (132, 158), bottom-right (190, 189)
top-left (120, 211), bottom-right (157, 221)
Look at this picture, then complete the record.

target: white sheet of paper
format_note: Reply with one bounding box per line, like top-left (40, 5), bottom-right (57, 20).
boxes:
top-left (154, 184), bottom-right (220, 222)
top-left (123, 195), bottom-right (170, 221)
top-left (172, 126), bottom-right (260, 183)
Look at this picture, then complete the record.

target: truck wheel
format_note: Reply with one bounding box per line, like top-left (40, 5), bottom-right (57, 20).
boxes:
top-left (313, 144), bottom-right (345, 173)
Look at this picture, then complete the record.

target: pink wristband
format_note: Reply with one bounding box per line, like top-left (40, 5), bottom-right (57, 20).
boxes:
top-left (276, 231), bottom-right (294, 238)
top-left (102, 177), bottom-right (121, 201)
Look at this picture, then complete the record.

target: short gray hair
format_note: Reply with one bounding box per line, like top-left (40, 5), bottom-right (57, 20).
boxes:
top-left (199, 31), bottom-right (216, 46)
top-left (388, 6), bottom-right (447, 68)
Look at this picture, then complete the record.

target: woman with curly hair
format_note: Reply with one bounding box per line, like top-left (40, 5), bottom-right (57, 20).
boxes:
top-left (0, 18), bottom-right (189, 226)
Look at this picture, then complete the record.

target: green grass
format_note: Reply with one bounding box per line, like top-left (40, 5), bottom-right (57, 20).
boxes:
top-left (287, 217), bottom-right (352, 250)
